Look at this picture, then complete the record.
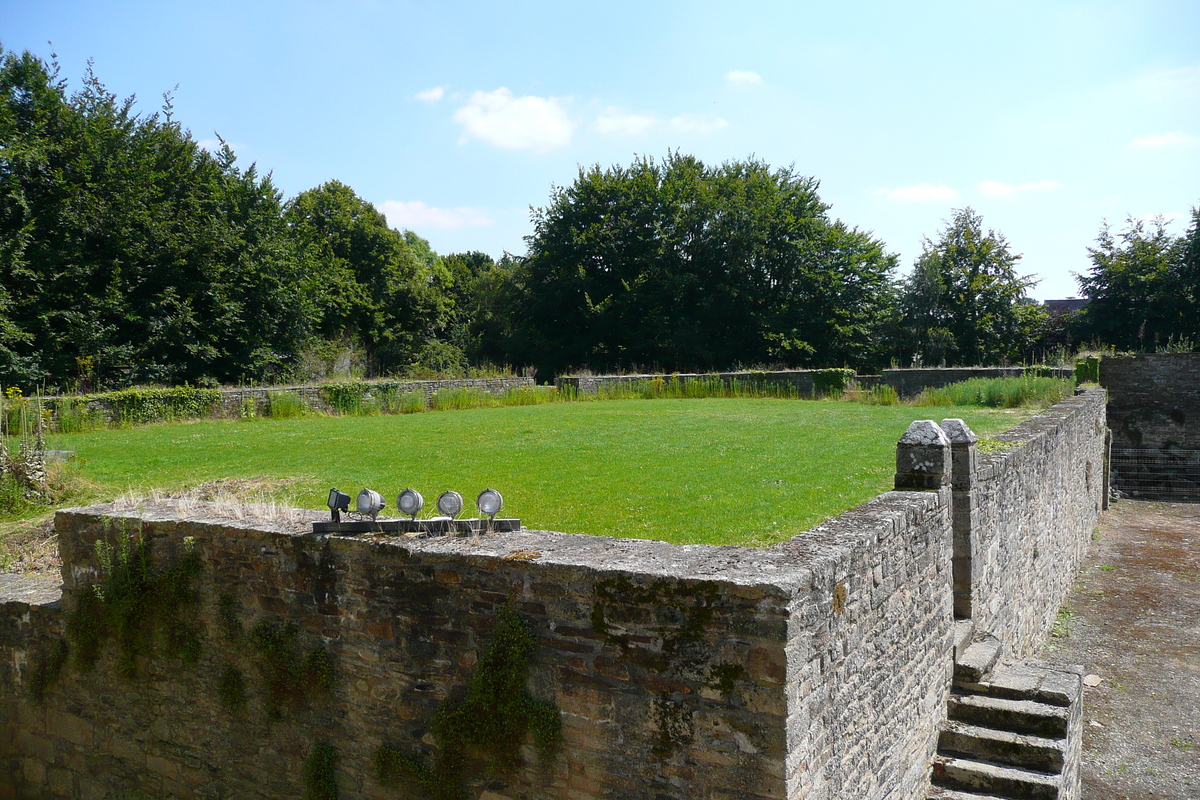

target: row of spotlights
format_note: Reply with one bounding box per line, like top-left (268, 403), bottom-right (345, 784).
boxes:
top-left (327, 487), bottom-right (503, 522)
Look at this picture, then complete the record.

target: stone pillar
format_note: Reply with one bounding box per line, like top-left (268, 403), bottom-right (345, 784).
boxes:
top-left (941, 419), bottom-right (978, 620)
top-left (894, 420), bottom-right (952, 490)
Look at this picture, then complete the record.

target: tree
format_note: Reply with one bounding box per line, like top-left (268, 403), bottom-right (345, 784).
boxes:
top-left (898, 208), bottom-right (1037, 365)
top-left (284, 181), bottom-right (450, 374)
top-left (510, 153), bottom-right (897, 375)
top-left (0, 47), bottom-right (317, 388)
top-left (1075, 209), bottom-right (1200, 350)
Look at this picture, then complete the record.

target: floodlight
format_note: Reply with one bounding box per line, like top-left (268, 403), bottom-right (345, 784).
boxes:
top-left (436, 490), bottom-right (464, 519)
top-left (476, 488), bottom-right (503, 519)
top-left (356, 488), bottom-right (386, 521)
top-left (397, 488), bottom-right (424, 520)
top-left (327, 488), bottom-right (350, 522)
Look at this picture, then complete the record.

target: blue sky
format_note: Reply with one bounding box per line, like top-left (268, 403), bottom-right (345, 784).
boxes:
top-left (4, 0), bottom-right (1198, 299)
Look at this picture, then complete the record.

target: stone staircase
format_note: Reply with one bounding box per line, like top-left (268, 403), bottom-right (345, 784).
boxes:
top-left (928, 622), bottom-right (1083, 800)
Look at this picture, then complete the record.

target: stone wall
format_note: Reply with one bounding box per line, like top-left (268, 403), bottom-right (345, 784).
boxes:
top-left (555, 367), bottom-right (1074, 399)
top-left (953, 387), bottom-right (1107, 658)
top-left (217, 377), bottom-right (536, 418)
top-left (555, 371), bottom-right (819, 395)
top-left (1101, 353), bottom-right (1200, 450)
top-left (0, 390), bottom-right (1108, 800)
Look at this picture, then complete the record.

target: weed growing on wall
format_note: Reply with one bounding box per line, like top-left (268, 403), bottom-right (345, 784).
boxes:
top-left (266, 390), bottom-right (308, 418)
top-left (27, 639), bottom-right (69, 703)
top-left (66, 531), bottom-right (203, 677)
top-left (375, 607), bottom-right (561, 800)
top-left (217, 665), bottom-right (247, 710)
top-left (305, 740), bottom-right (340, 800)
top-left (249, 619), bottom-right (336, 720)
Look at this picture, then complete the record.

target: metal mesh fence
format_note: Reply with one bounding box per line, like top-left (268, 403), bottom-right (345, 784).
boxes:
top-left (1111, 448), bottom-right (1200, 501)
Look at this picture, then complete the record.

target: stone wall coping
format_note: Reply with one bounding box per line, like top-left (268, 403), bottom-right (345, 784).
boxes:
top-left (54, 484), bottom-right (945, 601)
top-left (976, 388), bottom-right (1104, 468)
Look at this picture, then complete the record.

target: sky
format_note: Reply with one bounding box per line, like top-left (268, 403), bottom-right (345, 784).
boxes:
top-left (3, 0), bottom-right (1198, 300)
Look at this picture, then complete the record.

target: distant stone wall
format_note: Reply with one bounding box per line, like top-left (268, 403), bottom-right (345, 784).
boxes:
top-left (217, 377), bottom-right (535, 417)
top-left (556, 367), bottom-right (1074, 399)
top-left (59, 377), bottom-right (535, 424)
top-left (1101, 353), bottom-right (1200, 450)
top-left (555, 371), bottom-right (818, 395)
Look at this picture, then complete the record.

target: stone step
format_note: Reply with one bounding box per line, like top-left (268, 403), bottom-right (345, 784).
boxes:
top-left (955, 663), bottom-right (1080, 708)
top-left (953, 619), bottom-right (976, 662)
top-left (954, 639), bottom-right (1001, 684)
top-left (927, 788), bottom-right (1011, 800)
top-left (939, 720), bottom-right (1066, 773)
top-left (948, 694), bottom-right (1069, 739)
top-left (933, 756), bottom-right (1061, 800)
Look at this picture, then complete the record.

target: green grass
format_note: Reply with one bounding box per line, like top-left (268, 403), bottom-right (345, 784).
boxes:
top-left (913, 375), bottom-right (1074, 408)
top-left (46, 399), bottom-right (1031, 546)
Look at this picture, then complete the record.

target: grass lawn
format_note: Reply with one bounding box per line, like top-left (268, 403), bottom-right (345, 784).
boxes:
top-left (43, 398), bottom-right (1031, 546)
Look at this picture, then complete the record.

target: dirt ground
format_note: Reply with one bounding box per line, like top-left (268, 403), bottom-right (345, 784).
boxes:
top-left (1040, 500), bottom-right (1200, 800)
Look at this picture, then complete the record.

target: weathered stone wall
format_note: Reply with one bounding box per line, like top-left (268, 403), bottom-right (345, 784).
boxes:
top-left (1101, 353), bottom-right (1200, 450)
top-left (961, 387), bottom-right (1107, 658)
top-left (555, 371), bottom-right (818, 395)
top-left (775, 489), bottom-right (953, 800)
top-left (0, 493), bottom-right (954, 800)
top-left (555, 368), bottom-right (1074, 399)
top-left (217, 377), bottom-right (536, 418)
top-left (62, 377), bottom-right (536, 425)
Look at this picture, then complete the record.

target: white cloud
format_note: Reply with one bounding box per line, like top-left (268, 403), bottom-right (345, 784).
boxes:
top-left (873, 183), bottom-right (961, 203)
top-left (977, 180), bottom-right (1064, 199)
top-left (415, 86), bottom-right (445, 102)
top-left (593, 108), bottom-right (659, 136)
top-left (669, 114), bottom-right (729, 133)
top-left (452, 88), bottom-right (575, 151)
top-left (1129, 131), bottom-right (1195, 149)
top-left (380, 200), bottom-right (493, 230)
top-left (726, 70), bottom-right (762, 85)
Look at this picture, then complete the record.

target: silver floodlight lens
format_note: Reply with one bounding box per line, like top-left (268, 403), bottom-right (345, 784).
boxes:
top-left (397, 488), bottom-right (424, 520)
top-left (356, 488), bottom-right (386, 520)
top-left (436, 490), bottom-right (463, 519)
top-left (476, 488), bottom-right (503, 519)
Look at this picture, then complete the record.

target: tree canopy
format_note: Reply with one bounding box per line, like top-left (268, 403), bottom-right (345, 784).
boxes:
top-left (1075, 210), bottom-right (1200, 350)
top-left (895, 208), bottom-right (1040, 366)
top-left (509, 153), bottom-right (897, 375)
top-left (0, 47), bottom-right (447, 390)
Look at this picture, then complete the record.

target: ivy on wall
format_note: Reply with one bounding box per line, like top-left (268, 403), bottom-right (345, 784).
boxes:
top-left (375, 607), bottom-right (561, 800)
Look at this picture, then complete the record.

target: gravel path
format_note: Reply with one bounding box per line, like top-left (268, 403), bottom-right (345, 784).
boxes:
top-left (1040, 500), bottom-right (1200, 799)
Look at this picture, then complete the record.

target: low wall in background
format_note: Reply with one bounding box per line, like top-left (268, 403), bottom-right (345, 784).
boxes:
top-left (554, 371), bottom-right (820, 395)
top-left (217, 377), bottom-right (536, 417)
top-left (555, 367), bottom-right (1075, 399)
top-left (0, 389), bottom-right (1107, 800)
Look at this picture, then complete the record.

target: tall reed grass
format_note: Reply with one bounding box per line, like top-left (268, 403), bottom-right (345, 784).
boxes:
top-left (911, 376), bottom-right (1074, 408)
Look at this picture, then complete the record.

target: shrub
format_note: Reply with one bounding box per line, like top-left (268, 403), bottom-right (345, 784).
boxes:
top-left (1074, 355), bottom-right (1100, 384)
